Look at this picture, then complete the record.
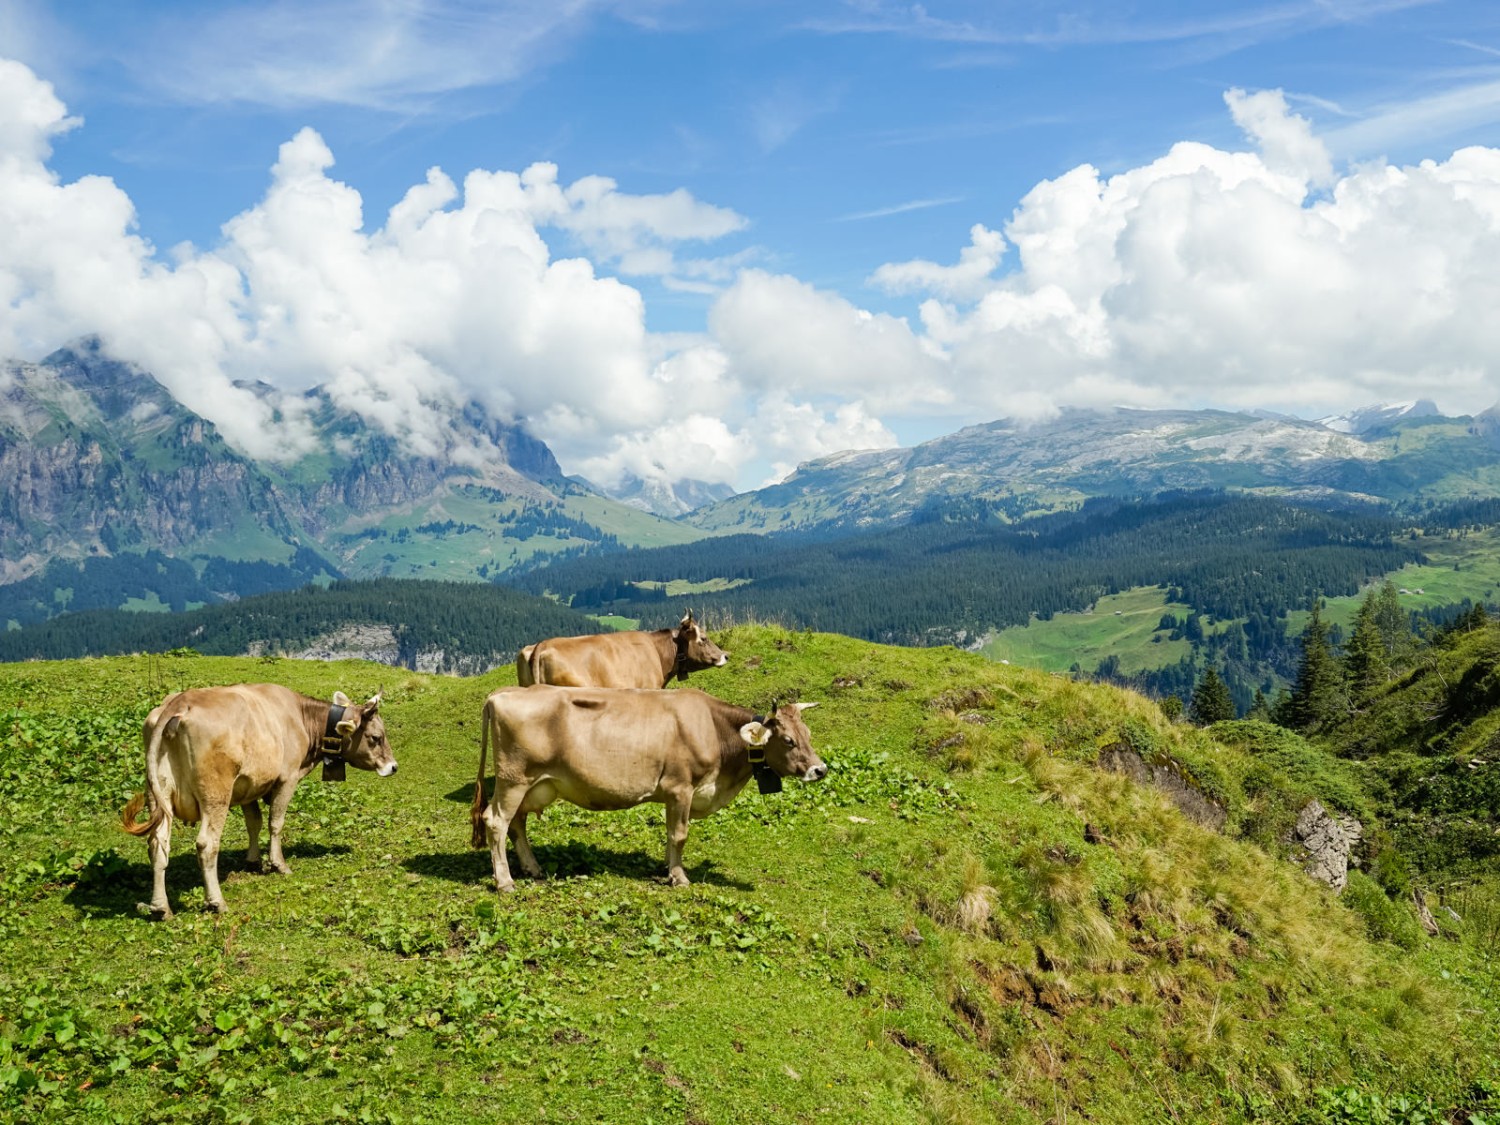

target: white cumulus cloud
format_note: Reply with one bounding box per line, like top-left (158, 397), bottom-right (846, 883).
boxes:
top-left (716, 86), bottom-right (1500, 435)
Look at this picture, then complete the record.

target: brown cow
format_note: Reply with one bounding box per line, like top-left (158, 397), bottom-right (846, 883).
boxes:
top-left (121, 685), bottom-right (396, 918)
top-left (471, 686), bottom-right (824, 892)
top-left (516, 609), bottom-right (728, 689)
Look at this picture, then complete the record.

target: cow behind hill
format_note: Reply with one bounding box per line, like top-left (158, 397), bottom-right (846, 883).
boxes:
top-left (471, 686), bottom-right (824, 891)
top-left (516, 609), bottom-right (728, 689)
top-left (121, 684), bottom-right (396, 918)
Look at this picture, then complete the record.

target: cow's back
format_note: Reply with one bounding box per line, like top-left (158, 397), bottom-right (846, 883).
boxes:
top-left (488, 685), bottom-right (722, 794)
top-left (156, 683), bottom-right (309, 793)
top-left (530, 632), bottom-right (664, 689)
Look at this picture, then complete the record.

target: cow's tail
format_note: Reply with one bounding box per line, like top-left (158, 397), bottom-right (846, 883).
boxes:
top-left (515, 645), bottom-right (537, 687)
top-left (121, 713), bottom-right (175, 838)
top-left (471, 696), bottom-right (493, 849)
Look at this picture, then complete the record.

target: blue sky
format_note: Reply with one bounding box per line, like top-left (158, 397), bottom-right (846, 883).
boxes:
top-left (5, 1), bottom-right (1500, 489)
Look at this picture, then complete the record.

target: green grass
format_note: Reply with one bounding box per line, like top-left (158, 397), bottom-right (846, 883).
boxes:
top-left (979, 586), bottom-right (1195, 674)
top-left (1, 632), bottom-right (1497, 1123)
top-left (628, 578), bottom-right (751, 597)
top-left (587, 614), bottom-right (640, 631)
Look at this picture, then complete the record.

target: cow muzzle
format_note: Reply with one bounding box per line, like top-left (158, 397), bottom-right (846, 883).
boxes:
top-left (715, 653), bottom-right (729, 666)
top-left (803, 761), bottom-right (828, 782)
top-left (378, 761), bottom-right (399, 777)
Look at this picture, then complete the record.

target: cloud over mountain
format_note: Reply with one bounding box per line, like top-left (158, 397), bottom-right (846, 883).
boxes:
top-left (4, 55), bottom-right (1500, 491)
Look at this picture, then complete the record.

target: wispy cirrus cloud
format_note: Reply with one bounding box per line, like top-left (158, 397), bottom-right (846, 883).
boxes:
top-left (117, 0), bottom-right (672, 112)
top-left (1324, 74), bottom-right (1500, 157)
top-left (835, 196), bottom-right (965, 222)
top-left (801, 0), bottom-right (1436, 49)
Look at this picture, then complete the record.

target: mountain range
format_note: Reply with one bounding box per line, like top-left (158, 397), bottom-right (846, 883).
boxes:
top-left (8, 339), bottom-right (1500, 624)
top-left (687, 402), bottom-right (1500, 532)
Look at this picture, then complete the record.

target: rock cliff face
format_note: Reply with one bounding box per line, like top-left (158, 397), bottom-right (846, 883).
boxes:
top-left (0, 344), bottom-right (298, 580)
top-left (0, 340), bottom-right (678, 602)
top-left (286, 623), bottom-right (506, 675)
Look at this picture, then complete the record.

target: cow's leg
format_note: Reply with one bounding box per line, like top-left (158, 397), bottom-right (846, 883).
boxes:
top-left (483, 785), bottom-right (531, 893)
top-left (509, 812), bottom-right (544, 880)
top-left (195, 802), bottom-right (232, 913)
top-left (265, 783), bottom-right (295, 875)
top-left (664, 795), bottom-right (693, 888)
top-left (145, 804), bottom-right (174, 919)
top-left (241, 801), bottom-right (264, 870)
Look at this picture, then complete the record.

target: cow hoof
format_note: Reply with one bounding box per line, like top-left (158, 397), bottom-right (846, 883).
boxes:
top-left (206, 900), bottom-right (228, 915)
top-left (269, 862), bottom-right (292, 875)
top-left (245, 858), bottom-right (265, 873)
top-left (519, 865), bottom-right (544, 880)
top-left (495, 880), bottom-right (516, 894)
top-left (668, 873), bottom-right (691, 888)
top-left (137, 902), bottom-right (173, 921)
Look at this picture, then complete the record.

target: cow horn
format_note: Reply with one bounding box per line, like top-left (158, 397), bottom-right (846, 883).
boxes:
top-left (793, 701), bottom-right (818, 711)
top-left (367, 690), bottom-right (383, 707)
top-left (768, 699), bottom-right (779, 717)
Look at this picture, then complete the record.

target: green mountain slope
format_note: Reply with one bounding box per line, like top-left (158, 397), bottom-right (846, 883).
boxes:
top-left (2, 630), bottom-right (1496, 1123)
top-left (1322, 617), bottom-right (1500, 878)
top-left (689, 407), bottom-right (1500, 533)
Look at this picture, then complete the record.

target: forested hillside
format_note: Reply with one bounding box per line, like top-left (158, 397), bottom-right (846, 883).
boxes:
top-left (1283, 597), bottom-right (1500, 879)
top-left (0, 580), bottom-right (601, 673)
top-left (513, 492), bottom-right (1418, 683)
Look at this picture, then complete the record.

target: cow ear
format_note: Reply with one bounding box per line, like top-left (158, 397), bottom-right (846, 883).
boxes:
top-left (335, 715), bottom-right (358, 736)
top-left (332, 691), bottom-right (352, 707)
top-left (739, 721), bottom-right (772, 748)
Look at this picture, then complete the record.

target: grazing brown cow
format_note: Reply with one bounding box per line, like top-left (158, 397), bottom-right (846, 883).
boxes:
top-left (471, 686), bottom-right (824, 892)
top-left (121, 685), bottom-right (396, 918)
top-left (515, 610), bottom-right (728, 689)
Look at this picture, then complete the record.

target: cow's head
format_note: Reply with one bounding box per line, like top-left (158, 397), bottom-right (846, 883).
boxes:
top-left (331, 691), bottom-right (398, 777)
top-left (672, 610), bottom-right (729, 678)
top-left (739, 701), bottom-right (827, 782)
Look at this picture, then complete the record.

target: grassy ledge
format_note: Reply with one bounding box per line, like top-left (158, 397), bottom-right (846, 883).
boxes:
top-left (1, 628), bottom-right (1497, 1124)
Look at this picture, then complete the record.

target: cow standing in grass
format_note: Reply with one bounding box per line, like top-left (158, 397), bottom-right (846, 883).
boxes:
top-left (121, 685), bottom-right (396, 918)
top-left (516, 610), bottom-right (729, 689)
top-left (471, 686), bottom-right (824, 892)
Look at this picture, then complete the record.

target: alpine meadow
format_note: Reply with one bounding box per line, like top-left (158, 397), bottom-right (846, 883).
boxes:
top-left (7, 4), bottom-right (1500, 1124)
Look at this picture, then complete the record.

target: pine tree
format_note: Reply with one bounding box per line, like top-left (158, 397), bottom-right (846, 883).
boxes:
top-left (1278, 598), bottom-right (1344, 732)
top-left (1190, 667), bottom-right (1236, 725)
top-left (1373, 579), bottom-right (1414, 665)
top-left (1343, 591), bottom-right (1389, 696)
top-left (1246, 689), bottom-right (1272, 721)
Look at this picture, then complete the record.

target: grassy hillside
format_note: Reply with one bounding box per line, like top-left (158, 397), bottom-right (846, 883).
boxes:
top-left (2, 632), bottom-right (1498, 1124)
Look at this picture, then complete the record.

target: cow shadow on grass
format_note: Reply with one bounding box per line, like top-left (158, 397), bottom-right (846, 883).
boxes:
top-left (402, 843), bottom-right (754, 892)
top-left (63, 842), bottom-right (353, 919)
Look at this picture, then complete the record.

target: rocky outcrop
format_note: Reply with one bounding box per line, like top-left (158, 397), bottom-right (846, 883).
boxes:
top-left (1097, 743), bottom-right (1228, 831)
top-left (291, 624), bottom-right (403, 666)
top-left (286, 623), bottom-right (504, 675)
top-left (1290, 800), bottom-right (1363, 891)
